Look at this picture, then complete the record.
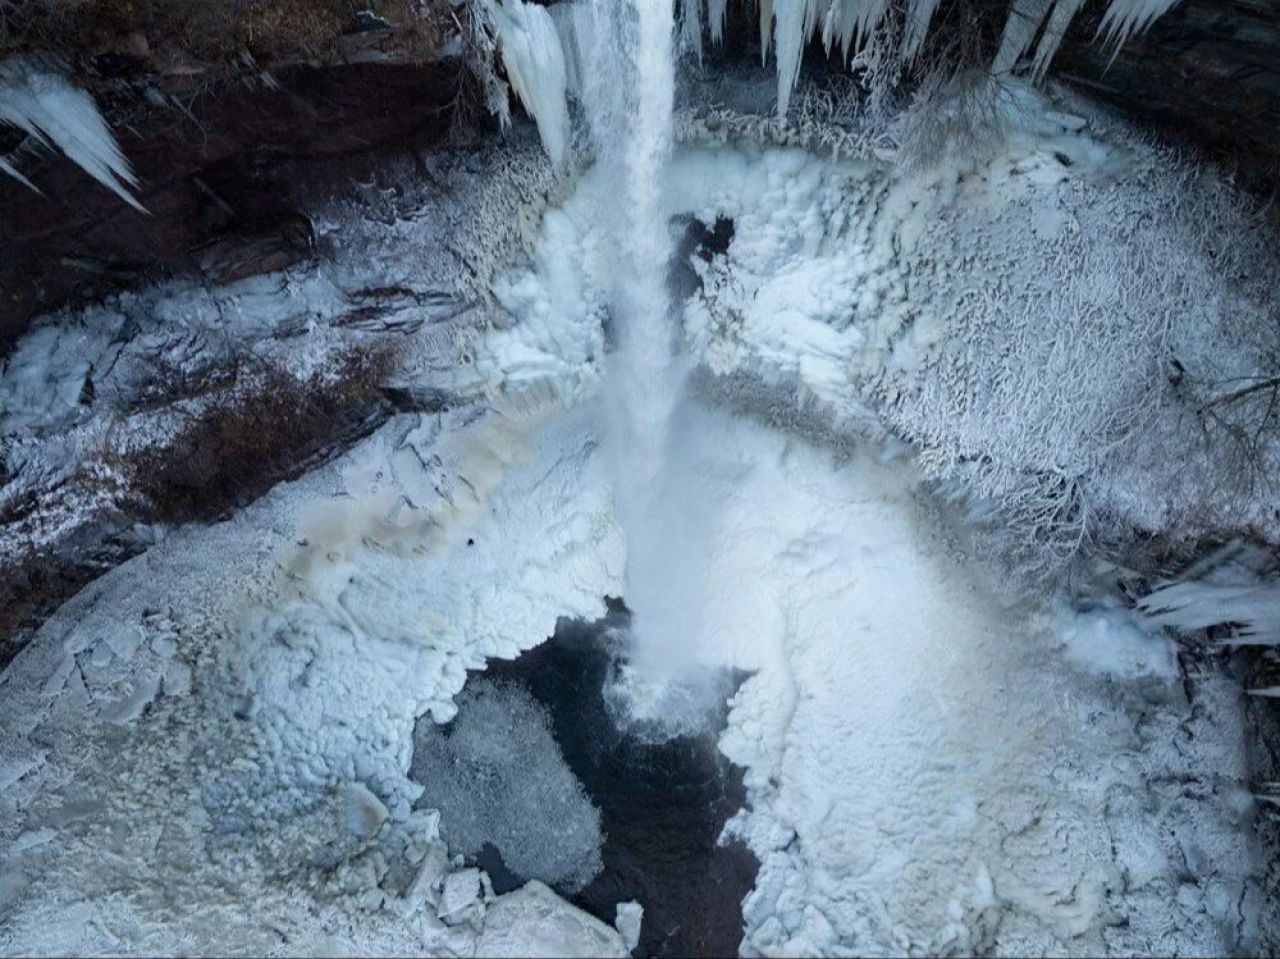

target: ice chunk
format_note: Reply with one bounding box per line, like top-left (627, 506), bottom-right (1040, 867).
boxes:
top-left (411, 678), bottom-right (603, 893)
top-left (339, 782), bottom-right (389, 840)
top-left (438, 868), bottom-right (484, 926)
top-left (614, 901), bottom-right (643, 953)
top-left (1053, 602), bottom-right (1180, 681)
top-left (476, 881), bottom-right (629, 958)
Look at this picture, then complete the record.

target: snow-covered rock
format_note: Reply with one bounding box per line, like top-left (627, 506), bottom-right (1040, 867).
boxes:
top-left (476, 881), bottom-right (630, 958)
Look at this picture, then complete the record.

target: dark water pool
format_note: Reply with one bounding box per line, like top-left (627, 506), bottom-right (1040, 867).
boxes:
top-left (460, 601), bottom-right (758, 957)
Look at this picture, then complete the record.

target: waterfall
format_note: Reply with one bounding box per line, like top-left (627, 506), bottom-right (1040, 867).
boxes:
top-left (579, 0), bottom-right (697, 687)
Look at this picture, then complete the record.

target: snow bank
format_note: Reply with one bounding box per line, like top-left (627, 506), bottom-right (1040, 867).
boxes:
top-left (467, 81), bottom-right (1280, 572)
top-left (667, 406), bottom-right (1258, 955)
top-left (0, 400), bottom-right (623, 955)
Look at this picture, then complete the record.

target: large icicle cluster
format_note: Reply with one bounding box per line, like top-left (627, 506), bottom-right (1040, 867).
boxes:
top-left (475, 0), bottom-right (1185, 160)
top-left (745, 0), bottom-right (1185, 116)
top-left (0, 57), bottom-right (144, 211)
top-left (479, 0), bottom-right (572, 167)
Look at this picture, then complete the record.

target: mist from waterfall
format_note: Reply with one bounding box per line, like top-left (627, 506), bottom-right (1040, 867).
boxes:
top-left (578, 0), bottom-right (701, 693)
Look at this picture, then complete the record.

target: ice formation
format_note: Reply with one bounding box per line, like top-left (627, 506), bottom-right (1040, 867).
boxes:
top-left (471, 81), bottom-right (1280, 571)
top-left (489, 0), bottom-right (1187, 138)
top-left (752, 0), bottom-right (1184, 111)
top-left (0, 58), bottom-right (144, 211)
top-left (2, 9), bottom-right (1276, 957)
top-left (2, 367), bottom-right (1260, 956)
top-left (0, 401), bottom-right (626, 955)
top-left (483, 0), bottom-right (573, 166)
top-left (1139, 547), bottom-right (1280, 648)
top-left (410, 679), bottom-right (604, 892)
top-left (437, 76), bottom-right (1269, 952)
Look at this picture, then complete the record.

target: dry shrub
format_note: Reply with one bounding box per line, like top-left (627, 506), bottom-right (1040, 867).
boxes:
top-left (129, 347), bottom-right (399, 523)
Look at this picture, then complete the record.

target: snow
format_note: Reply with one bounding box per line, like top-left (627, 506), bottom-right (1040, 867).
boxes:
top-left (2, 50), bottom-right (1274, 959)
top-left (0, 58), bottom-right (144, 211)
top-left (1050, 601), bottom-right (1180, 680)
top-left (638, 406), bottom-right (1254, 955)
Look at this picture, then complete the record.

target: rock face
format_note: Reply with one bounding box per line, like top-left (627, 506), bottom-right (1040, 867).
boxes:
top-left (0, 58), bottom-right (463, 354)
top-left (1056, 0), bottom-right (1280, 196)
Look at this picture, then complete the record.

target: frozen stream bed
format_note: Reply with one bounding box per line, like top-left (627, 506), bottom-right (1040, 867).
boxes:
top-left (1, 76), bottom-right (1276, 956)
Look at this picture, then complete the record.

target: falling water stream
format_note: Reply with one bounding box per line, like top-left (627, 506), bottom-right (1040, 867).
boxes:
top-left (584, 0), bottom-right (701, 694)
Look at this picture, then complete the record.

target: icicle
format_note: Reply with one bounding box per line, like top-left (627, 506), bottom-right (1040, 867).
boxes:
top-left (1138, 580), bottom-right (1280, 646)
top-left (902, 0), bottom-right (943, 60)
top-left (708, 0), bottom-right (729, 45)
top-left (0, 58), bottom-right (145, 212)
top-left (824, 0), bottom-right (885, 61)
top-left (821, 0), bottom-right (858, 63)
top-left (760, 0), bottom-right (775, 65)
top-left (0, 154), bottom-right (40, 194)
top-left (1030, 0), bottom-right (1085, 81)
top-left (992, 0), bottom-right (1053, 75)
top-left (1097, 0), bottom-right (1181, 55)
top-left (773, 0), bottom-right (809, 116)
top-left (681, 0), bottom-right (704, 61)
top-left (485, 0), bottom-right (572, 167)
top-left (774, 0), bottom-right (898, 111)
top-left (804, 0), bottom-right (826, 43)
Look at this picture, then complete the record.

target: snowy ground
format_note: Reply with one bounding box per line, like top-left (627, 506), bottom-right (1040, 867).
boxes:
top-left (0, 384), bottom-right (1261, 955)
top-left (0, 400), bottom-right (631, 956)
top-left (1, 81), bottom-right (1276, 956)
